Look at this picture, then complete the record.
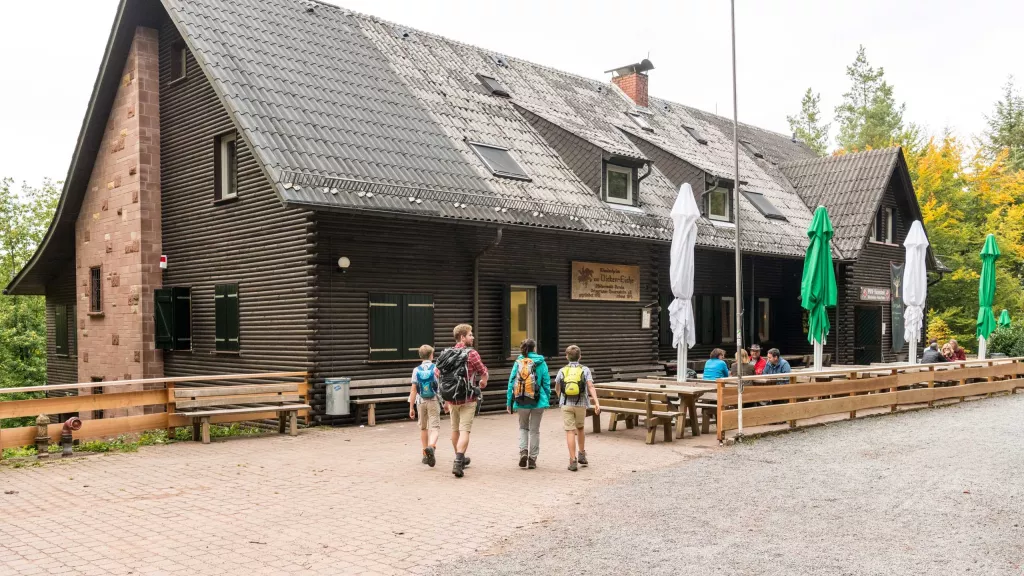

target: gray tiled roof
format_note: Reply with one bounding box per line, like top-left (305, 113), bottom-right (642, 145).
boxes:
top-left (780, 148), bottom-right (901, 260)
top-left (163, 0), bottom-right (831, 256)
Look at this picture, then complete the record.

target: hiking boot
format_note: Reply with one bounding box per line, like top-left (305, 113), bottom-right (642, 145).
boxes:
top-left (527, 457), bottom-right (536, 469)
top-left (452, 456), bottom-right (465, 478)
top-left (568, 459), bottom-right (578, 472)
top-left (519, 450), bottom-right (529, 468)
top-left (421, 451), bottom-right (429, 465)
top-left (463, 456), bottom-right (471, 468)
top-left (425, 447), bottom-right (436, 468)
top-left (577, 451), bottom-right (588, 467)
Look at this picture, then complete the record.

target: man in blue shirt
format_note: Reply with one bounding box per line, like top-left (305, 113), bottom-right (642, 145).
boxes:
top-left (702, 348), bottom-right (731, 381)
top-left (762, 348), bottom-right (792, 384)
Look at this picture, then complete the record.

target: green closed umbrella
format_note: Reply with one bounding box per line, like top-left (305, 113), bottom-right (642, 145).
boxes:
top-left (801, 206), bottom-right (838, 370)
top-left (998, 309), bottom-right (1011, 328)
top-left (976, 234), bottom-right (1000, 359)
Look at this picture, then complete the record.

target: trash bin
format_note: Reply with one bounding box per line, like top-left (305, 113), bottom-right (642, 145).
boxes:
top-left (325, 377), bottom-right (351, 416)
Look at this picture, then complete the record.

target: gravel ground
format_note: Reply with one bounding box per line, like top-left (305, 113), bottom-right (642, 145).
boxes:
top-left (436, 394), bottom-right (1024, 576)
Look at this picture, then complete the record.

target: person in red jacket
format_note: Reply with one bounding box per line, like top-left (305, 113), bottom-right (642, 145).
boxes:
top-left (947, 339), bottom-right (967, 361)
top-left (750, 344), bottom-right (768, 375)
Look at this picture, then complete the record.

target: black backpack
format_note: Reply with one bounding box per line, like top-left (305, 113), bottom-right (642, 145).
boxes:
top-left (436, 347), bottom-right (477, 403)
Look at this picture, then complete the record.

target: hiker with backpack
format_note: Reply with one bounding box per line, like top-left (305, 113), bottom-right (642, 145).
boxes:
top-left (506, 338), bottom-right (551, 470)
top-left (435, 324), bottom-right (489, 478)
top-left (555, 345), bottom-right (601, 472)
top-left (408, 344), bottom-right (441, 467)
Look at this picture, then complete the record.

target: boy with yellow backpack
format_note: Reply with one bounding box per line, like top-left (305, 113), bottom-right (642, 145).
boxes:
top-left (506, 339), bottom-right (550, 469)
top-left (555, 345), bottom-right (601, 471)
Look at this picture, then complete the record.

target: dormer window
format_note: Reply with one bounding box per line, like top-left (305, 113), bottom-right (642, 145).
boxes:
top-left (627, 112), bottom-right (653, 132)
top-left (707, 186), bottom-right (731, 221)
top-left (872, 206), bottom-right (894, 243)
top-left (603, 163), bottom-right (635, 205)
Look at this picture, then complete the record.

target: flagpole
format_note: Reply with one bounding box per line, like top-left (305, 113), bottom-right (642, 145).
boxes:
top-left (730, 0), bottom-right (744, 438)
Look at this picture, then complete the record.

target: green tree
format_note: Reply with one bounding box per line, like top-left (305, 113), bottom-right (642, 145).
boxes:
top-left (835, 46), bottom-right (908, 152)
top-left (0, 178), bottom-right (59, 424)
top-left (981, 77), bottom-right (1024, 172)
top-left (787, 87), bottom-right (830, 155)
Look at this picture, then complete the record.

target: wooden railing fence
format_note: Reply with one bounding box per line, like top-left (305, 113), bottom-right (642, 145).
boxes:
top-left (715, 359), bottom-right (1024, 441)
top-left (0, 372), bottom-right (308, 457)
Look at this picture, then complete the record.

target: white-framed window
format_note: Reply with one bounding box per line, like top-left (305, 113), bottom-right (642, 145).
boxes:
top-left (758, 297), bottom-right (770, 342)
top-left (509, 285), bottom-right (537, 357)
top-left (605, 164), bottom-right (634, 205)
top-left (721, 296), bottom-right (736, 343)
top-left (707, 186), bottom-right (732, 221)
top-left (216, 132), bottom-right (238, 200)
top-left (170, 41), bottom-right (187, 82)
top-left (872, 206), bottom-right (894, 243)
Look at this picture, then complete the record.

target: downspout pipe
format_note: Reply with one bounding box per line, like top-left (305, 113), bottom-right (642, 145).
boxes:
top-left (473, 227), bottom-right (504, 331)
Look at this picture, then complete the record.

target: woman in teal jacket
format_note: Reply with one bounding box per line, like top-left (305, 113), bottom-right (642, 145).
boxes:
top-left (506, 338), bottom-right (551, 469)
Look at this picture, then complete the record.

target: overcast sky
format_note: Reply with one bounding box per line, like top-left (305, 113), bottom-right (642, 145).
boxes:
top-left (2, 0), bottom-right (1022, 188)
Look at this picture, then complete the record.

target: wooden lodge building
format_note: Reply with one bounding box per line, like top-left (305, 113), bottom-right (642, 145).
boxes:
top-left (5, 0), bottom-right (944, 423)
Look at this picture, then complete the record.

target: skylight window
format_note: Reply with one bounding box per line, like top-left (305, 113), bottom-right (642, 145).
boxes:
top-left (682, 125), bottom-right (708, 145)
top-left (475, 73), bottom-right (510, 97)
top-left (468, 141), bottom-right (531, 181)
top-left (627, 112), bottom-right (653, 132)
top-left (740, 139), bottom-right (764, 159)
top-left (741, 190), bottom-right (787, 221)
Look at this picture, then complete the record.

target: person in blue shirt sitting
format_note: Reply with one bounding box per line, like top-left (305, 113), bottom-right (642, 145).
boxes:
top-left (702, 348), bottom-right (731, 381)
top-left (762, 348), bottom-right (792, 384)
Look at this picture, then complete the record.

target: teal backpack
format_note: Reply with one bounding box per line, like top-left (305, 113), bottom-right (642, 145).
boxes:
top-left (414, 363), bottom-right (437, 399)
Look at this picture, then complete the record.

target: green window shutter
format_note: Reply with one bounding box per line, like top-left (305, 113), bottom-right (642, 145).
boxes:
top-left (225, 284), bottom-right (240, 351)
top-left (214, 285), bottom-right (226, 350)
top-left (173, 287), bottom-right (192, 351)
top-left (55, 304), bottom-right (68, 356)
top-left (154, 289), bottom-right (174, 350)
top-left (538, 285), bottom-right (559, 358)
top-left (369, 293), bottom-right (402, 361)
top-left (402, 294), bottom-right (434, 360)
top-left (215, 284), bottom-right (239, 352)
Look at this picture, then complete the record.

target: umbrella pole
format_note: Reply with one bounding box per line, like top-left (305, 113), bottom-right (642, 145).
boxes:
top-left (814, 340), bottom-right (822, 372)
top-left (909, 338), bottom-right (917, 365)
top-left (978, 337), bottom-right (987, 360)
top-left (678, 344), bottom-right (686, 383)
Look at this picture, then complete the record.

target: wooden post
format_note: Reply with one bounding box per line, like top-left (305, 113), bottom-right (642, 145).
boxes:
top-left (367, 404), bottom-right (376, 427)
top-left (928, 366), bottom-right (937, 407)
top-left (889, 368), bottom-right (898, 413)
top-left (289, 411), bottom-right (298, 436)
top-left (716, 381), bottom-right (724, 442)
top-left (200, 417), bottom-right (211, 444)
top-left (166, 380), bottom-right (176, 439)
top-left (788, 375), bottom-right (797, 429)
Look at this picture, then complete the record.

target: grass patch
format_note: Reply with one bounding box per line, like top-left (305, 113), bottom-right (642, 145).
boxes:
top-left (2, 423), bottom-right (267, 460)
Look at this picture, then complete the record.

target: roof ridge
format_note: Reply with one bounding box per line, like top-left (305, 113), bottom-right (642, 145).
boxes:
top-left (778, 146), bottom-right (901, 169)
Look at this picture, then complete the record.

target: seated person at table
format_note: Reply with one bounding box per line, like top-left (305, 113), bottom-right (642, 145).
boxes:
top-left (702, 349), bottom-right (730, 381)
top-left (750, 344), bottom-right (767, 375)
top-left (730, 349), bottom-right (754, 377)
top-left (947, 339), bottom-right (967, 361)
top-left (941, 342), bottom-right (954, 361)
top-left (921, 339), bottom-right (947, 363)
top-left (762, 348), bottom-right (792, 383)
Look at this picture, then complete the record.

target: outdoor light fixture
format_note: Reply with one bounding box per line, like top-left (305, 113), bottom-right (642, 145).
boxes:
top-left (337, 256), bottom-right (351, 273)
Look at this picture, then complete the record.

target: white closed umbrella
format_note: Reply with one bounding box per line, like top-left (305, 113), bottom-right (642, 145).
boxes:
top-left (902, 221), bottom-right (929, 364)
top-left (670, 183), bottom-right (700, 382)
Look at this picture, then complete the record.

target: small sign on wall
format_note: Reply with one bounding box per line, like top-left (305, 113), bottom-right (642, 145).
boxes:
top-left (641, 308), bottom-right (652, 329)
top-left (859, 286), bottom-right (890, 302)
top-left (571, 261), bottom-right (640, 302)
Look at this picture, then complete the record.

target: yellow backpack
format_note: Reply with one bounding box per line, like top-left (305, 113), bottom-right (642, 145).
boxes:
top-left (561, 365), bottom-right (584, 396)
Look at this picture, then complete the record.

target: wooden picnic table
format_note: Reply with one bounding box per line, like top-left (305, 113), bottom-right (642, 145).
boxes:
top-left (597, 381), bottom-right (716, 437)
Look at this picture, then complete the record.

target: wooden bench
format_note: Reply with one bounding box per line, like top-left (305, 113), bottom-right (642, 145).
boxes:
top-left (610, 364), bottom-right (668, 382)
top-left (595, 388), bottom-right (684, 444)
top-left (173, 382), bottom-right (309, 444)
top-left (350, 377), bottom-right (412, 426)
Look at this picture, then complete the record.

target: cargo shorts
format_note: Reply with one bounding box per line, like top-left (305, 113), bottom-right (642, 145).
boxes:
top-left (417, 401), bottom-right (441, 431)
top-left (561, 405), bottom-right (587, 431)
top-left (449, 401), bottom-right (477, 432)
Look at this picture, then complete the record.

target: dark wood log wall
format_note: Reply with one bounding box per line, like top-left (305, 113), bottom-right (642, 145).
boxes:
top-left (656, 247), bottom-right (815, 361)
top-left (156, 16), bottom-right (314, 381)
top-left (45, 259), bottom-right (78, 386)
top-left (313, 214), bottom-right (660, 424)
top-left (836, 178), bottom-right (910, 365)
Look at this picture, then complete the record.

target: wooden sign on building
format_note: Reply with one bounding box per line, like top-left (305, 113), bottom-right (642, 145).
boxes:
top-left (571, 261), bottom-right (640, 302)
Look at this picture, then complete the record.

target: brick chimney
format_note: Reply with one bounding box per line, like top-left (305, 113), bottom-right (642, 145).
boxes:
top-left (607, 59), bottom-right (654, 108)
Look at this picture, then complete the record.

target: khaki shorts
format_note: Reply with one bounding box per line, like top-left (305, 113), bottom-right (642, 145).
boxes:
top-left (417, 401), bottom-right (441, 431)
top-left (561, 406), bottom-right (587, 431)
top-left (449, 401), bottom-right (477, 432)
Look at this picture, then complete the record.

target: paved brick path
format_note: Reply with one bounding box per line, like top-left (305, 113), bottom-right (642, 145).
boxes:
top-left (1, 411), bottom-right (717, 575)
